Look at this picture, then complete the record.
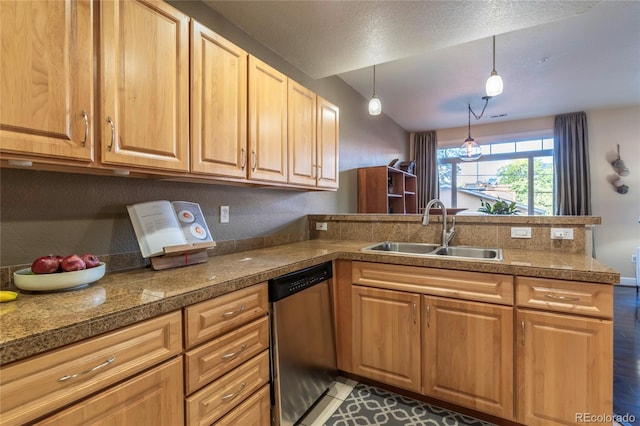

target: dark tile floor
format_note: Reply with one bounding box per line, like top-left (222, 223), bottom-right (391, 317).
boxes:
top-left (614, 286), bottom-right (640, 422)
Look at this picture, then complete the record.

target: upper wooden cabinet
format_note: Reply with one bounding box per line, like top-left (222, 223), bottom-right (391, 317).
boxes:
top-left (287, 80), bottom-right (317, 187)
top-left (0, 0), bottom-right (94, 163)
top-left (99, 0), bottom-right (190, 172)
top-left (287, 82), bottom-right (340, 189)
top-left (316, 97), bottom-right (340, 189)
top-left (248, 56), bottom-right (288, 183)
top-left (190, 21), bottom-right (248, 179)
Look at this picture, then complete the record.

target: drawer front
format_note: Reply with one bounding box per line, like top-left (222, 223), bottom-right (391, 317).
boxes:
top-left (185, 316), bottom-right (269, 394)
top-left (352, 261), bottom-right (513, 305)
top-left (0, 311), bottom-right (182, 426)
top-left (185, 283), bottom-right (268, 349)
top-left (214, 384), bottom-right (270, 426)
top-left (186, 350), bottom-right (270, 426)
top-left (516, 277), bottom-right (613, 318)
top-left (35, 357), bottom-right (184, 426)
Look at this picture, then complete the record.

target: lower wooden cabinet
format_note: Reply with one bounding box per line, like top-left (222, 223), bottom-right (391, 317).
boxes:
top-left (351, 285), bottom-right (421, 393)
top-left (422, 295), bottom-right (514, 419)
top-left (214, 384), bottom-right (271, 426)
top-left (517, 309), bottom-right (613, 426)
top-left (35, 357), bottom-right (184, 425)
top-left (185, 350), bottom-right (270, 426)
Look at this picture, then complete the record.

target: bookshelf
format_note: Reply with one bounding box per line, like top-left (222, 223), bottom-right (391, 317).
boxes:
top-left (357, 166), bottom-right (418, 214)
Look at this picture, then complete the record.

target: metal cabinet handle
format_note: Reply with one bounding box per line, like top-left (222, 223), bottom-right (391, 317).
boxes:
top-left (412, 303), bottom-right (416, 324)
top-left (222, 305), bottom-right (246, 318)
top-left (251, 150), bottom-right (256, 172)
top-left (107, 117), bottom-right (115, 151)
top-left (58, 356), bottom-right (116, 382)
top-left (240, 148), bottom-right (246, 170)
top-left (426, 305), bottom-right (431, 328)
top-left (221, 344), bottom-right (246, 360)
top-left (521, 320), bottom-right (525, 346)
top-left (544, 293), bottom-right (580, 302)
top-left (312, 164), bottom-right (317, 179)
top-left (81, 110), bottom-right (89, 147)
top-left (221, 382), bottom-right (246, 402)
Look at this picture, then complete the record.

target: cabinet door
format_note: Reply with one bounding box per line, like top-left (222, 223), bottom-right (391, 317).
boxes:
top-left (191, 21), bottom-right (248, 178)
top-left (317, 97), bottom-right (339, 189)
top-left (0, 0), bottom-right (94, 163)
top-left (248, 56), bottom-right (288, 183)
top-left (422, 296), bottom-right (514, 419)
top-left (287, 80), bottom-right (316, 186)
top-left (36, 357), bottom-right (184, 426)
top-left (517, 310), bottom-right (612, 426)
top-left (352, 285), bottom-right (421, 393)
top-left (100, 0), bottom-right (189, 172)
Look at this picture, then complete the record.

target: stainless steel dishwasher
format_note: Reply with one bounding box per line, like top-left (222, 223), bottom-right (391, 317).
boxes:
top-left (269, 261), bottom-right (337, 426)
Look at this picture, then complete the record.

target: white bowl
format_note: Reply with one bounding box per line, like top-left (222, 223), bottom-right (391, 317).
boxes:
top-left (13, 263), bottom-right (106, 292)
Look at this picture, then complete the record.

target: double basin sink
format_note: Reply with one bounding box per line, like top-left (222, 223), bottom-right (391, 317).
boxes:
top-left (361, 241), bottom-right (503, 261)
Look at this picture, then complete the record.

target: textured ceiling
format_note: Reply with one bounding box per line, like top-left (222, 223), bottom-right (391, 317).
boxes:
top-left (204, 0), bottom-right (640, 131)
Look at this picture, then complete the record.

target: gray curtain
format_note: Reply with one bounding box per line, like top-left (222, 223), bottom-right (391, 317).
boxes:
top-left (553, 111), bottom-right (591, 215)
top-left (414, 131), bottom-right (439, 211)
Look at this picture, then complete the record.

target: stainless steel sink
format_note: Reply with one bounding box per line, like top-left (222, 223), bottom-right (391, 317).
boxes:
top-left (362, 241), bottom-right (440, 255)
top-left (361, 241), bottom-right (503, 261)
top-left (433, 246), bottom-right (503, 260)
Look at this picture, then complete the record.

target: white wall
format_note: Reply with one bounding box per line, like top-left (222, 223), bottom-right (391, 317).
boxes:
top-left (588, 106), bottom-right (640, 282)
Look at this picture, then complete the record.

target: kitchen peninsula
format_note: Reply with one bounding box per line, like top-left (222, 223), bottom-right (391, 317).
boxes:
top-left (0, 214), bottom-right (618, 426)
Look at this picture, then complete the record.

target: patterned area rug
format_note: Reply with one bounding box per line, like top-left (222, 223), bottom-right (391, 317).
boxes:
top-left (325, 383), bottom-right (495, 426)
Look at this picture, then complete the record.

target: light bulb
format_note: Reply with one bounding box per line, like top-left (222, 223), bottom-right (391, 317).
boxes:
top-left (459, 137), bottom-right (482, 161)
top-left (368, 96), bottom-right (381, 115)
top-left (485, 71), bottom-right (503, 97)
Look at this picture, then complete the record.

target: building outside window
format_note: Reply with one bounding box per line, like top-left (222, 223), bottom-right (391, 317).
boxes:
top-left (437, 138), bottom-right (554, 215)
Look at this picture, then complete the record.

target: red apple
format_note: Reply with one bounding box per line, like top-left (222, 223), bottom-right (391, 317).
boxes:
top-left (61, 254), bottom-right (86, 272)
top-left (81, 253), bottom-right (100, 269)
top-left (31, 255), bottom-right (61, 274)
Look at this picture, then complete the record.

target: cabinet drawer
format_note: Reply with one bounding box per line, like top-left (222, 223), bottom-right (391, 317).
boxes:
top-left (0, 311), bottom-right (182, 426)
top-left (516, 277), bottom-right (613, 318)
top-left (185, 350), bottom-right (270, 426)
top-left (352, 261), bottom-right (513, 305)
top-left (185, 283), bottom-right (268, 349)
top-left (185, 316), bottom-right (269, 394)
top-left (214, 384), bottom-right (270, 426)
top-left (35, 357), bottom-right (184, 426)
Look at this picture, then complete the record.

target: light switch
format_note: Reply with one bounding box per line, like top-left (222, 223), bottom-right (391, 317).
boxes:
top-left (511, 227), bottom-right (532, 238)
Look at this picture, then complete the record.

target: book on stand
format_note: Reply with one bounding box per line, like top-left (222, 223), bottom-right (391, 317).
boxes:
top-left (127, 200), bottom-right (216, 270)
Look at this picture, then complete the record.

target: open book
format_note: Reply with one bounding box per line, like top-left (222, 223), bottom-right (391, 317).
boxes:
top-left (127, 200), bottom-right (214, 258)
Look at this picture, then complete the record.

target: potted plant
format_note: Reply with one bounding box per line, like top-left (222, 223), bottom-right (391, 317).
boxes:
top-left (478, 199), bottom-right (519, 215)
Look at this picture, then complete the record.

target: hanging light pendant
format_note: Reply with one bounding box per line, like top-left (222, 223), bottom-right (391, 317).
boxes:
top-left (368, 65), bottom-right (382, 115)
top-left (485, 35), bottom-right (503, 97)
top-left (459, 104), bottom-right (482, 161)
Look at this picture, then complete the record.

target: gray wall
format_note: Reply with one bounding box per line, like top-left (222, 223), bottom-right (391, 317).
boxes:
top-left (0, 1), bottom-right (408, 266)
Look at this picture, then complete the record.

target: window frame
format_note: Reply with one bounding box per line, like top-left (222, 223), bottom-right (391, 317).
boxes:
top-left (438, 145), bottom-right (554, 215)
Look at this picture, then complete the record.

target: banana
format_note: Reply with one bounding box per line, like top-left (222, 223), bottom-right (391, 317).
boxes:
top-left (0, 291), bottom-right (18, 303)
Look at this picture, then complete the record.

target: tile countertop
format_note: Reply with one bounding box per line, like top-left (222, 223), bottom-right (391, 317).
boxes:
top-left (0, 240), bottom-right (619, 365)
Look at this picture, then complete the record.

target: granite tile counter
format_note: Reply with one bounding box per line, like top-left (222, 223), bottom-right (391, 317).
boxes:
top-left (0, 239), bottom-right (619, 365)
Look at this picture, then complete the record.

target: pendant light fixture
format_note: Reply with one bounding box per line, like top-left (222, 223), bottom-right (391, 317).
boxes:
top-left (459, 103), bottom-right (482, 161)
top-left (368, 65), bottom-right (382, 115)
top-left (485, 35), bottom-right (503, 97)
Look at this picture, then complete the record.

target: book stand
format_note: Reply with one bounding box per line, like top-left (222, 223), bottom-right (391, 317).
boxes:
top-left (149, 241), bottom-right (216, 271)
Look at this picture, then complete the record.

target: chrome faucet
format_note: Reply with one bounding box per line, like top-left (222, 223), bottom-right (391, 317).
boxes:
top-left (422, 199), bottom-right (456, 248)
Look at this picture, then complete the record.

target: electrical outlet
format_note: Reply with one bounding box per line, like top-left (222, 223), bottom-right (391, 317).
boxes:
top-left (315, 222), bottom-right (328, 231)
top-left (550, 228), bottom-right (574, 240)
top-left (220, 206), bottom-right (229, 223)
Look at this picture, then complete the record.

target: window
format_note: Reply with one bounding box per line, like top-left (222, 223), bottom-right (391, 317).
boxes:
top-left (438, 139), bottom-right (554, 215)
